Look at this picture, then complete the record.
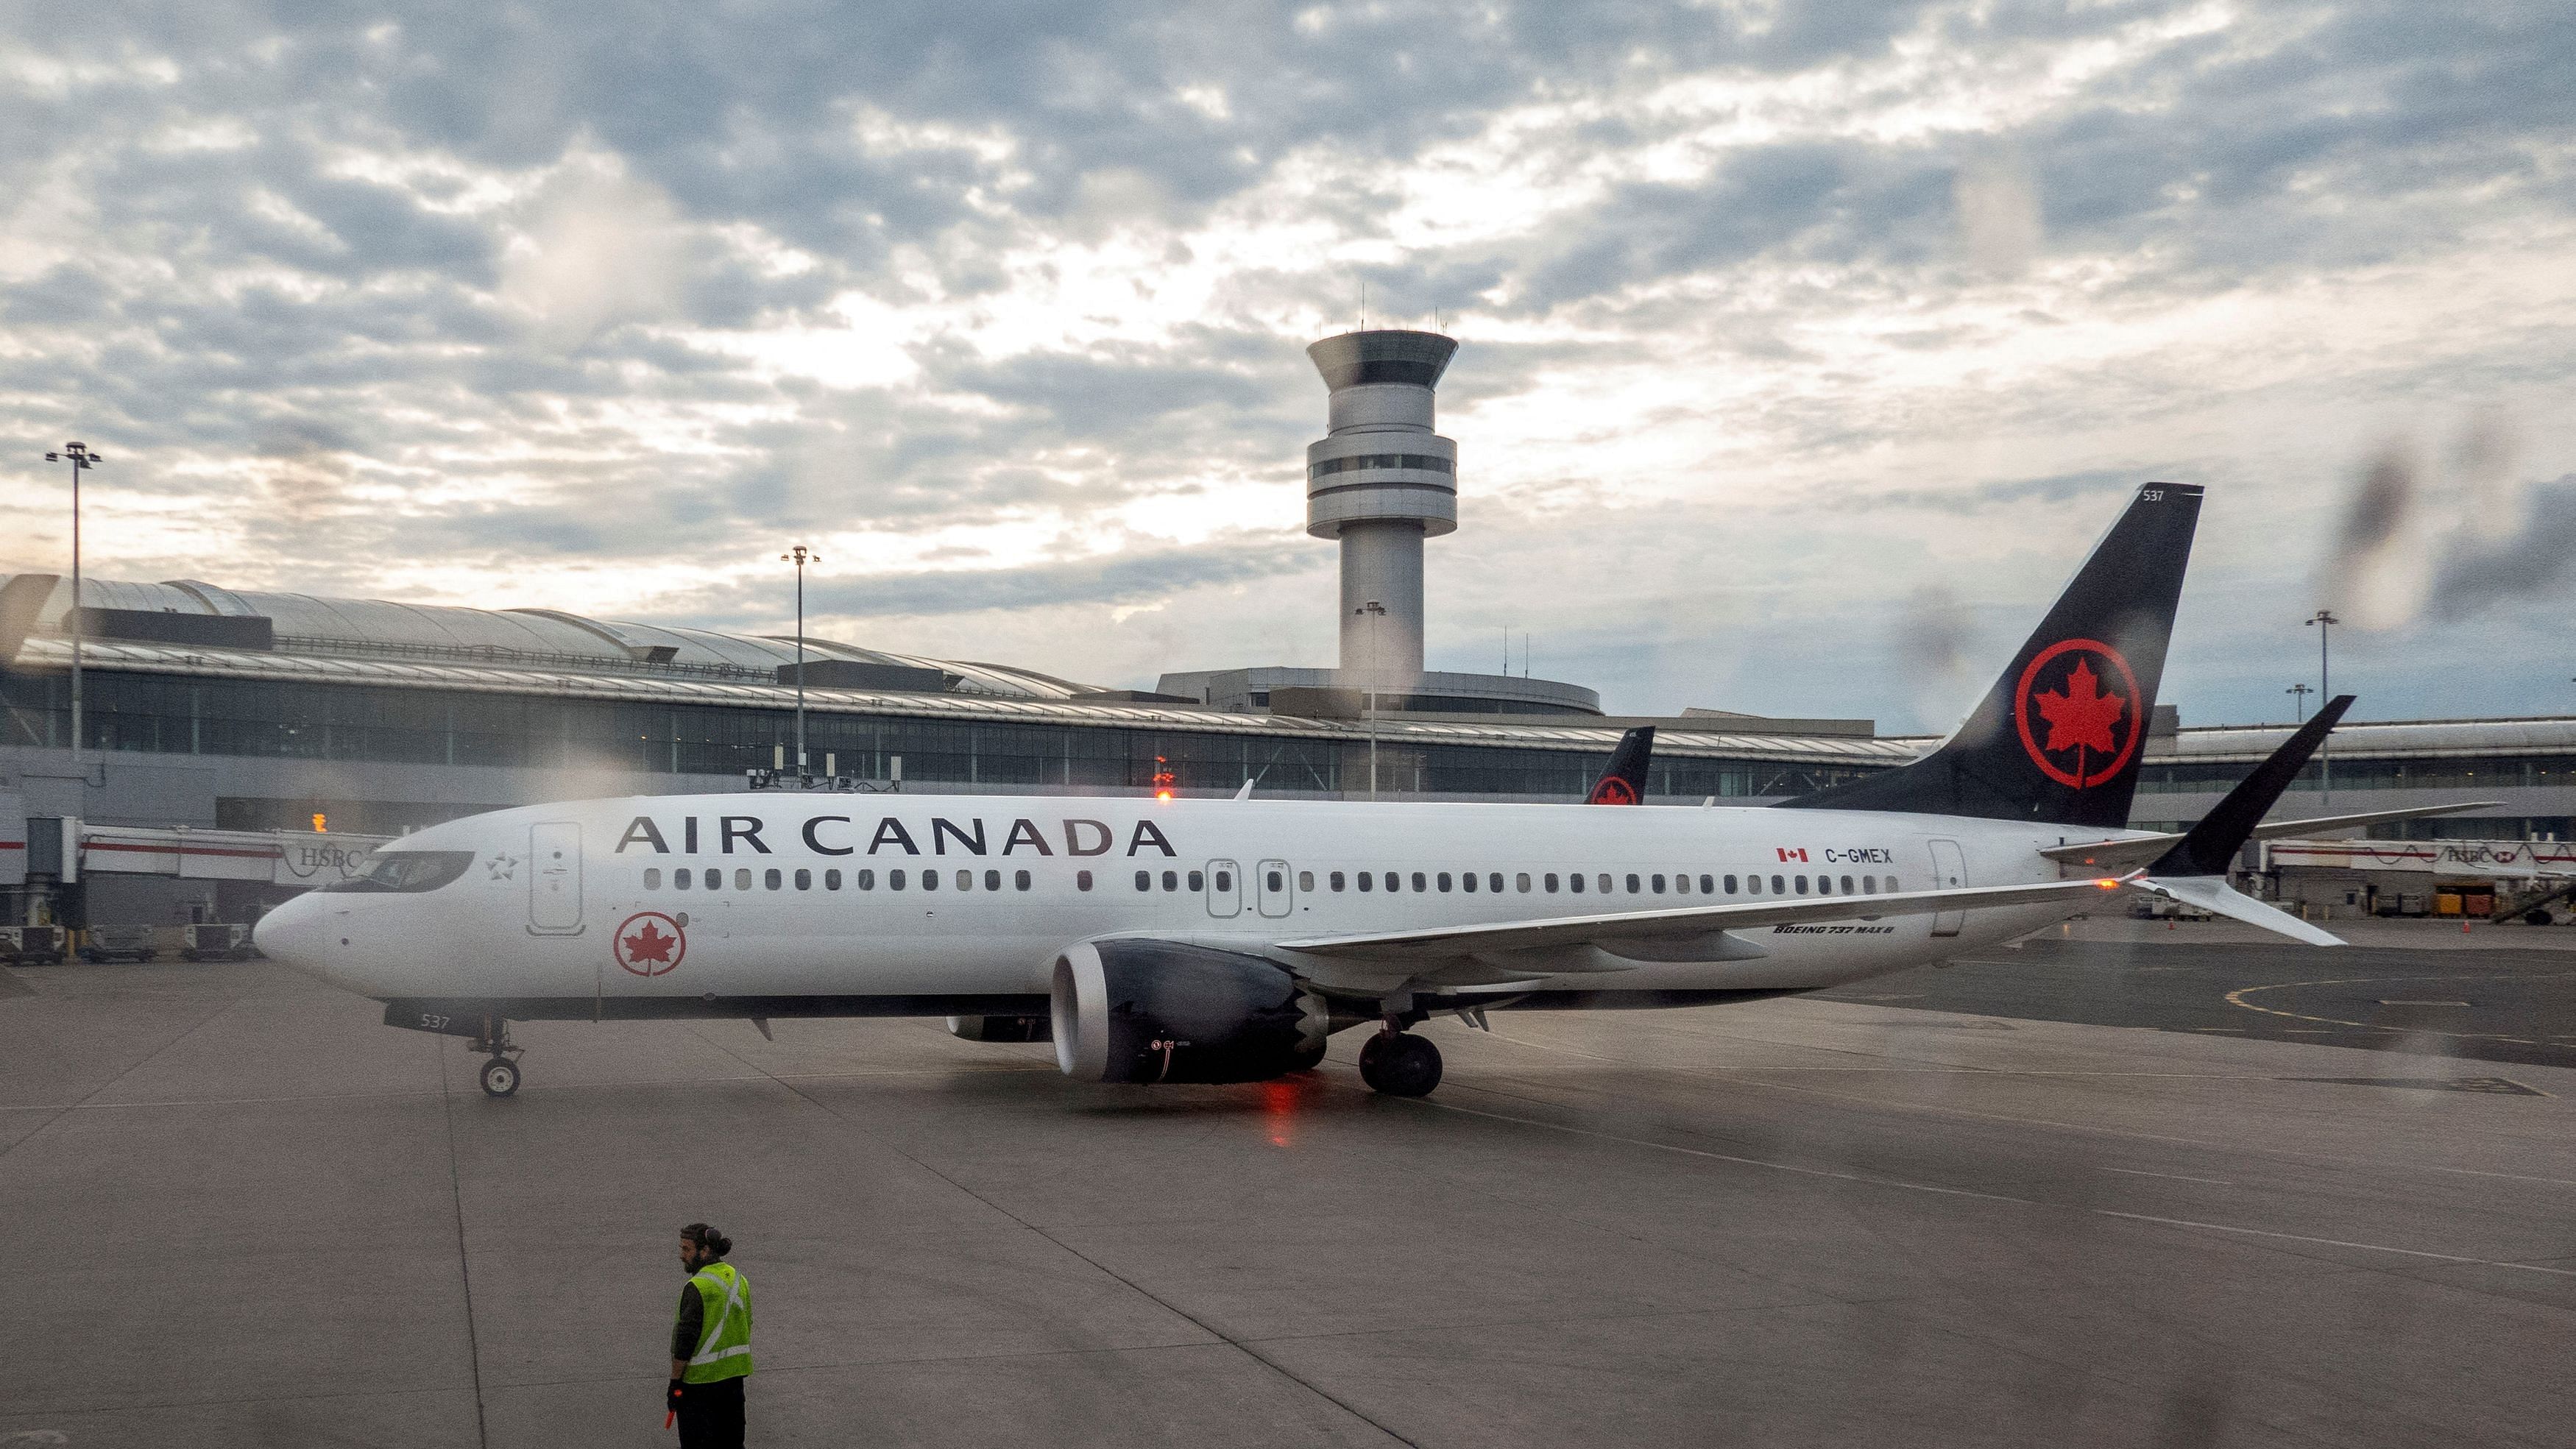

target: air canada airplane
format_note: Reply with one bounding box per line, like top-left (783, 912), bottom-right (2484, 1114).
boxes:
top-left (258, 483), bottom-right (2489, 1099)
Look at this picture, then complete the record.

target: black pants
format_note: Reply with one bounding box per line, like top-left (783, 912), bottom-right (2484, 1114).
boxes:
top-left (676, 1375), bottom-right (746, 1449)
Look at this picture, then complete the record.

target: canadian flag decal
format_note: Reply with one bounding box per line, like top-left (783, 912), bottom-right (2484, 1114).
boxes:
top-left (1776, 847), bottom-right (1808, 862)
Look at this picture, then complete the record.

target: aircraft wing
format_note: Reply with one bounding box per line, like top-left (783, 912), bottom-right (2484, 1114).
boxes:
top-left (1274, 877), bottom-right (2123, 962)
top-left (2038, 801), bottom-right (2503, 869)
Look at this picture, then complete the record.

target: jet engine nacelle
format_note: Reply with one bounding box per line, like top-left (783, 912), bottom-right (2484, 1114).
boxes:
top-left (1050, 939), bottom-right (1330, 1084)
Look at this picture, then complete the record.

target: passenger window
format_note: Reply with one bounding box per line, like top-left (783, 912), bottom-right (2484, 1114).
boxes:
top-left (825, 869), bottom-right (841, 890)
top-left (922, 870), bottom-right (939, 892)
top-left (1189, 870), bottom-right (1206, 892)
top-left (1700, 874), bottom-right (1715, 894)
top-left (673, 869), bottom-right (691, 891)
top-left (1459, 871), bottom-right (1474, 893)
top-left (1816, 876), bottom-right (1830, 896)
top-left (1544, 873), bottom-right (1558, 892)
top-left (1569, 874), bottom-right (1584, 894)
top-left (735, 869), bottom-right (753, 890)
top-left (1330, 871), bottom-right (1345, 891)
top-left (1771, 875), bottom-right (1785, 893)
top-left (763, 868), bottom-right (782, 890)
top-left (1516, 873), bottom-right (1531, 892)
top-left (955, 869), bottom-right (971, 890)
top-left (1077, 869), bottom-right (1093, 891)
top-left (983, 869), bottom-right (999, 890)
top-left (645, 868), bottom-right (662, 890)
top-left (857, 869), bottom-right (874, 890)
top-left (1412, 872), bottom-right (1427, 892)
top-left (1214, 870), bottom-right (1231, 891)
top-left (1841, 875), bottom-right (1855, 894)
top-left (1298, 871), bottom-right (1314, 891)
top-left (1794, 875), bottom-right (1808, 894)
top-left (1268, 869), bottom-right (1285, 892)
top-left (1356, 872), bottom-right (1373, 893)
top-left (1861, 876), bottom-right (1875, 896)
top-left (890, 869), bottom-right (907, 890)
top-left (1672, 874), bottom-right (1686, 895)
top-left (1488, 873), bottom-right (1503, 893)
top-left (1651, 874), bottom-right (1665, 894)
top-left (1437, 872), bottom-right (1452, 892)
top-left (1386, 872), bottom-right (1401, 892)
top-left (1015, 870), bottom-right (1031, 890)
top-left (1135, 870), bottom-right (1150, 891)
top-left (1163, 870), bottom-right (1179, 891)
top-left (1724, 874), bottom-right (1738, 893)
top-left (1885, 875), bottom-right (1900, 893)
top-left (794, 869), bottom-right (811, 890)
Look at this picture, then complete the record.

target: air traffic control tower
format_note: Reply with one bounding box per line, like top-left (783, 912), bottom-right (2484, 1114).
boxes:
top-left (1303, 329), bottom-right (1459, 683)
top-left (1158, 329), bottom-right (1602, 718)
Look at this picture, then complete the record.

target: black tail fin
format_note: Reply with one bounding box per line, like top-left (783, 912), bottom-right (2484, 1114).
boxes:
top-left (2148, 694), bottom-right (2352, 876)
top-left (1780, 482), bottom-right (2203, 829)
top-left (1587, 726), bottom-right (1654, 804)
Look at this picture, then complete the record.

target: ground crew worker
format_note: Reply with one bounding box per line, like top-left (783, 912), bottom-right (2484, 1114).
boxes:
top-left (667, 1222), bottom-right (752, 1448)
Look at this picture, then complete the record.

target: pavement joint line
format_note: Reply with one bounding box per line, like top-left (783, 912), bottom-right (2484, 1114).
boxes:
top-left (2101, 1167), bottom-right (2235, 1186)
top-left (2092, 1211), bottom-right (2576, 1278)
top-left (1434, 1089), bottom-right (2576, 1284)
top-left (434, 1039), bottom-right (492, 1449)
top-left (0, 1060), bottom-right (1066, 1113)
top-left (1524, 1029), bottom-right (2576, 1197)
top-left (0, 991), bottom-right (250, 1166)
top-left (675, 1022), bottom-right (1423, 1448)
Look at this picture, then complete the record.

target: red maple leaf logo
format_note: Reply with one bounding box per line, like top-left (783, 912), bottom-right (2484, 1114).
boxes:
top-left (622, 921), bottom-right (677, 965)
top-left (2034, 658), bottom-right (2126, 757)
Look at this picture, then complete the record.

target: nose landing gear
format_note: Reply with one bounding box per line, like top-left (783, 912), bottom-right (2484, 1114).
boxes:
top-left (1358, 1026), bottom-right (1443, 1097)
top-left (469, 1018), bottom-right (523, 1099)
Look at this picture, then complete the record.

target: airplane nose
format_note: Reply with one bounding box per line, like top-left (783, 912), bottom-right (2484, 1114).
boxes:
top-left (253, 894), bottom-right (333, 979)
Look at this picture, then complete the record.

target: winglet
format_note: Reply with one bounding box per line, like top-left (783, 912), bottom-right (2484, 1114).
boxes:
top-left (2148, 694), bottom-right (2353, 876)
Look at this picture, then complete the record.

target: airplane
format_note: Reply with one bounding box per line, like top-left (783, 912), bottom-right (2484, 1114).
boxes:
top-left (256, 483), bottom-right (2494, 1099)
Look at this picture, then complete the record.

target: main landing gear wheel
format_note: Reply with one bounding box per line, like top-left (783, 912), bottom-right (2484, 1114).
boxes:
top-left (478, 1056), bottom-right (521, 1098)
top-left (1359, 1031), bottom-right (1443, 1097)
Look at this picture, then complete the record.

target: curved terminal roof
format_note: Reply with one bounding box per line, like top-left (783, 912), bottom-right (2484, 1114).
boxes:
top-left (1, 573), bottom-right (1098, 701)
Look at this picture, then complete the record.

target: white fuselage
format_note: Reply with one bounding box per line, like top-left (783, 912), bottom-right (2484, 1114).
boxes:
top-left (256, 793), bottom-right (2126, 1012)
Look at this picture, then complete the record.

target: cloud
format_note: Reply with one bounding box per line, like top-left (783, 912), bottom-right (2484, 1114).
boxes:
top-left (2, 1), bottom-right (2575, 719)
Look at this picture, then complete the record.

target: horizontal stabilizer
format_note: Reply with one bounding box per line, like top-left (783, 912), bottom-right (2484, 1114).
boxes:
top-left (2130, 874), bottom-right (2343, 946)
top-left (2039, 801), bottom-right (2506, 868)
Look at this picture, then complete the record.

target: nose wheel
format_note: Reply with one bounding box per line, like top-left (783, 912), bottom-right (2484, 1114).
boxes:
top-left (470, 1018), bottom-right (523, 1099)
top-left (1358, 1029), bottom-right (1443, 1097)
top-left (478, 1055), bottom-right (522, 1098)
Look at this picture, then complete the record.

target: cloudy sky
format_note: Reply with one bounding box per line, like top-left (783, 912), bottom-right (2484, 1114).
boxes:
top-left (5, 1), bottom-right (2572, 731)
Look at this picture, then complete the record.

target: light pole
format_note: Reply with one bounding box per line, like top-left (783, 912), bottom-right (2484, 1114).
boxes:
top-left (2286, 683), bottom-right (2313, 722)
top-left (782, 545), bottom-right (820, 779)
top-left (2306, 609), bottom-right (2338, 806)
top-left (43, 443), bottom-right (101, 759)
top-left (1356, 600), bottom-right (1385, 800)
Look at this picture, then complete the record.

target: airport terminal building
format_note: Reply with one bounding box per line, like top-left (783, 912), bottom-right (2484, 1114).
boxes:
top-left (3, 567), bottom-right (2572, 929)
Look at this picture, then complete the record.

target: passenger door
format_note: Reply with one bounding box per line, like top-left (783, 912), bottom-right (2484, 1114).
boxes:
top-left (1927, 838), bottom-right (1967, 938)
top-left (1204, 859), bottom-right (1242, 918)
top-left (528, 822), bottom-right (584, 935)
top-left (1256, 858), bottom-right (1293, 918)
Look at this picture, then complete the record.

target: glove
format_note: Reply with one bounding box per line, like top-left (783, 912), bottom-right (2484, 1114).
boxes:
top-left (667, 1378), bottom-right (684, 1411)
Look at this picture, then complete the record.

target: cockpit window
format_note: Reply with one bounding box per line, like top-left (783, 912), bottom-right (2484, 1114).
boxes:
top-left (319, 850), bottom-right (475, 893)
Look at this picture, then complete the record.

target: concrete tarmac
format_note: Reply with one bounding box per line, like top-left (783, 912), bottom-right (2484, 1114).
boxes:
top-left (5, 940), bottom-right (2575, 1448)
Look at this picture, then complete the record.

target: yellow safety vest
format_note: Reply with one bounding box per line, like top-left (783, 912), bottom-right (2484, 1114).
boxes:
top-left (679, 1261), bottom-right (754, 1384)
